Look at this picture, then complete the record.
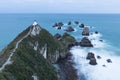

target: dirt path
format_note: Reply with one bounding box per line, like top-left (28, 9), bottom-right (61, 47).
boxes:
top-left (0, 28), bottom-right (31, 71)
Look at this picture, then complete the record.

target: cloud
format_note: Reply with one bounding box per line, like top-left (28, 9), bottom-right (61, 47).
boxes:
top-left (0, 0), bottom-right (120, 13)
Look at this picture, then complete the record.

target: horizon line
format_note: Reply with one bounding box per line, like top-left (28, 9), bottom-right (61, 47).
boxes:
top-left (0, 13), bottom-right (120, 14)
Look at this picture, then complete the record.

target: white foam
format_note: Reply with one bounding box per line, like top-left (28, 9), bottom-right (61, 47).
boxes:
top-left (70, 29), bottom-right (120, 80)
top-left (88, 33), bottom-right (107, 48)
top-left (73, 28), bottom-right (77, 32)
top-left (71, 46), bottom-right (120, 80)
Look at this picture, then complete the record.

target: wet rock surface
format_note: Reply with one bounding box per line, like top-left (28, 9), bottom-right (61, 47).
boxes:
top-left (95, 31), bottom-right (98, 34)
top-left (74, 21), bottom-right (79, 24)
top-left (52, 22), bottom-right (64, 29)
top-left (86, 52), bottom-right (95, 60)
top-left (68, 21), bottom-right (72, 25)
top-left (80, 37), bottom-right (93, 47)
top-left (97, 55), bottom-right (102, 59)
top-left (107, 59), bottom-right (112, 63)
top-left (82, 27), bottom-right (89, 36)
top-left (86, 52), bottom-right (97, 65)
top-left (57, 52), bottom-right (78, 80)
top-left (89, 58), bottom-right (97, 65)
top-left (79, 24), bottom-right (85, 28)
top-left (65, 26), bottom-right (74, 32)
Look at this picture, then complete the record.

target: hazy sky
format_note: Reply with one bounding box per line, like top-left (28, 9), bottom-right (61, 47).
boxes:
top-left (0, 0), bottom-right (120, 13)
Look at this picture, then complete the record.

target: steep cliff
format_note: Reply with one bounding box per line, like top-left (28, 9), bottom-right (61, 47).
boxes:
top-left (0, 22), bottom-right (76, 80)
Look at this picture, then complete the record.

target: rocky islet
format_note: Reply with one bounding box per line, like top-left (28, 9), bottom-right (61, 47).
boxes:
top-left (52, 21), bottom-right (112, 67)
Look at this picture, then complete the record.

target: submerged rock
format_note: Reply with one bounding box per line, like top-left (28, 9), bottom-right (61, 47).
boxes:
top-left (102, 64), bottom-right (106, 67)
top-left (97, 55), bottom-right (102, 59)
top-left (53, 23), bottom-right (58, 27)
top-left (99, 40), bottom-right (103, 42)
top-left (95, 31), bottom-right (98, 34)
top-left (65, 26), bottom-right (74, 32)
top-left (79, 37), bottom-right (93, 47)
top-left (82, 27), bottom-right (89, 36)
top-left (68, 21), bottom-right (72, 25)
top-left (52, 22), bottom-right (64, 29)
top-left (107, 59), bottom-right (112, 63)
top-left (57, 26), bottom-right (61, 30)
top-left (74, 21), bottom-right (79, 24)
top-left (79, 23), bottom-right (85, 28)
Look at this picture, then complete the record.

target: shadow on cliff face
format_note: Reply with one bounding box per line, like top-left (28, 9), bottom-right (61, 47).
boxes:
top-left (54, 52), bottom-right (87, 80)
top-left (56, 52), bottom-right (78, 80)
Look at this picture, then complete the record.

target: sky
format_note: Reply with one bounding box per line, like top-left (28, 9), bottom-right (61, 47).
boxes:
top-left (0, 0), bottom-right (120, 13)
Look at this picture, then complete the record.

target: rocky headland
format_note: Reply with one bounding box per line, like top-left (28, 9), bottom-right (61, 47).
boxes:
top-left (0, 21), bottom-right (78, 80)
top-left (0, 21), bottom-right (112, 80)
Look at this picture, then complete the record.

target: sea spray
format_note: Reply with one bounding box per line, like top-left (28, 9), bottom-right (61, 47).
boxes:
top-left (70, 32), bottom-right (120, 80)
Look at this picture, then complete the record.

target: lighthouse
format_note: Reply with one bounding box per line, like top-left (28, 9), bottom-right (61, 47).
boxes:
top-left (33, 20), bottom-right (38, 26)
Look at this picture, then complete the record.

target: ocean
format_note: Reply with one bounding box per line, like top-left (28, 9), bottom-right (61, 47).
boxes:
top-left (0, 14), bottom-right (120, 80)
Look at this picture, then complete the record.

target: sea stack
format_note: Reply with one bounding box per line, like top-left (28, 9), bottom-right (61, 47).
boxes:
top-left (82, 27), bottom-right (89, 36)
top-left (86, 52), bottom-right (97, 65)
top-left (79, 23), bottom-right (85, 28)
top-left (65, 26), bottom-right (74, 32)
top-left (79, 37), bottom-right (93, 47)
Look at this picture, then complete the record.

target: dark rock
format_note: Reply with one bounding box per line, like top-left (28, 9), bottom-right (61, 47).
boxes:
top-left (57, 26), bottom-right (61, 30)
top-left (89, 58), bottom-right (97, 65)
top-left (52, 25), bottom-right (55, 27)
top-left (86, 52), bottom-right (97, 65)
top-left (66, 52), bottom-right (73, 60)
top-left (99, 40), bottom-right (103, 42)
top-left (54, 33), bottom-right (62, 40)
top-left (68, 21), bottom-right (72, 25)
top-left (91, 33), bottom-right (93, 35)
top-left (97, 55), bottom-right (101, 59)
top-left (79, 23), bottom-right (85, 28)
top-left (52, 22), bottom-right (64, 29)
top-left (57, 53), bottom-right (78, 80)
top-left (102, 64), bottom-right (106, 67)
top-left (86, 52), bottom-right (95, 60)
top-left (79, 37), bottom-right (93, 47)
top-left (58, 22), bottom-right (64, 27)
top-left (82, 27), bottom-right (89, 36)
top-left (53, 23), bottom-right (58, 27)
top-left (65, 26), bottom-right (74, 32)
top-left (67, 43), bottom-right (74, 50)
top-left (95, 31), bottom-right (98, 34)
top-left (74, 42), bottom-right (79, 46)
top-left (107, 59), bottom-right (112, 63)
top-left (74, 21), bottom-right (79, 24)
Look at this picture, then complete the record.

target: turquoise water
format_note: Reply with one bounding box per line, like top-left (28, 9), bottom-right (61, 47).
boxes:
top-left (0, 14), bottom-right (120, 80)
top-left (0, 14), bottom-right (120, 51)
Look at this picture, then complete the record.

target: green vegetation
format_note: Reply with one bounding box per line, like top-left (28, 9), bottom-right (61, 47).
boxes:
top-left (0, 39), bottom-right (58, 80)
top-left (0, 25), bottom-right (76, 80)
top-left (0, 27), bottom-right (31, 67)
top-left (61, 32), bottom-right (76, 47)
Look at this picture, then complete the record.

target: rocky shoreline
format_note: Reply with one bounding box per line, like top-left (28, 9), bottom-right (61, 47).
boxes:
top-left (56, 52), bottom-right (78, 80)
top-left (53, 21), bottom-right (113, 80)
top-left (0, 21), bottom-right (113, 80)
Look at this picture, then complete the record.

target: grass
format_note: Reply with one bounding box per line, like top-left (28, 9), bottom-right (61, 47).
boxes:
top-left (0, 25), bottom-right (76, 80)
